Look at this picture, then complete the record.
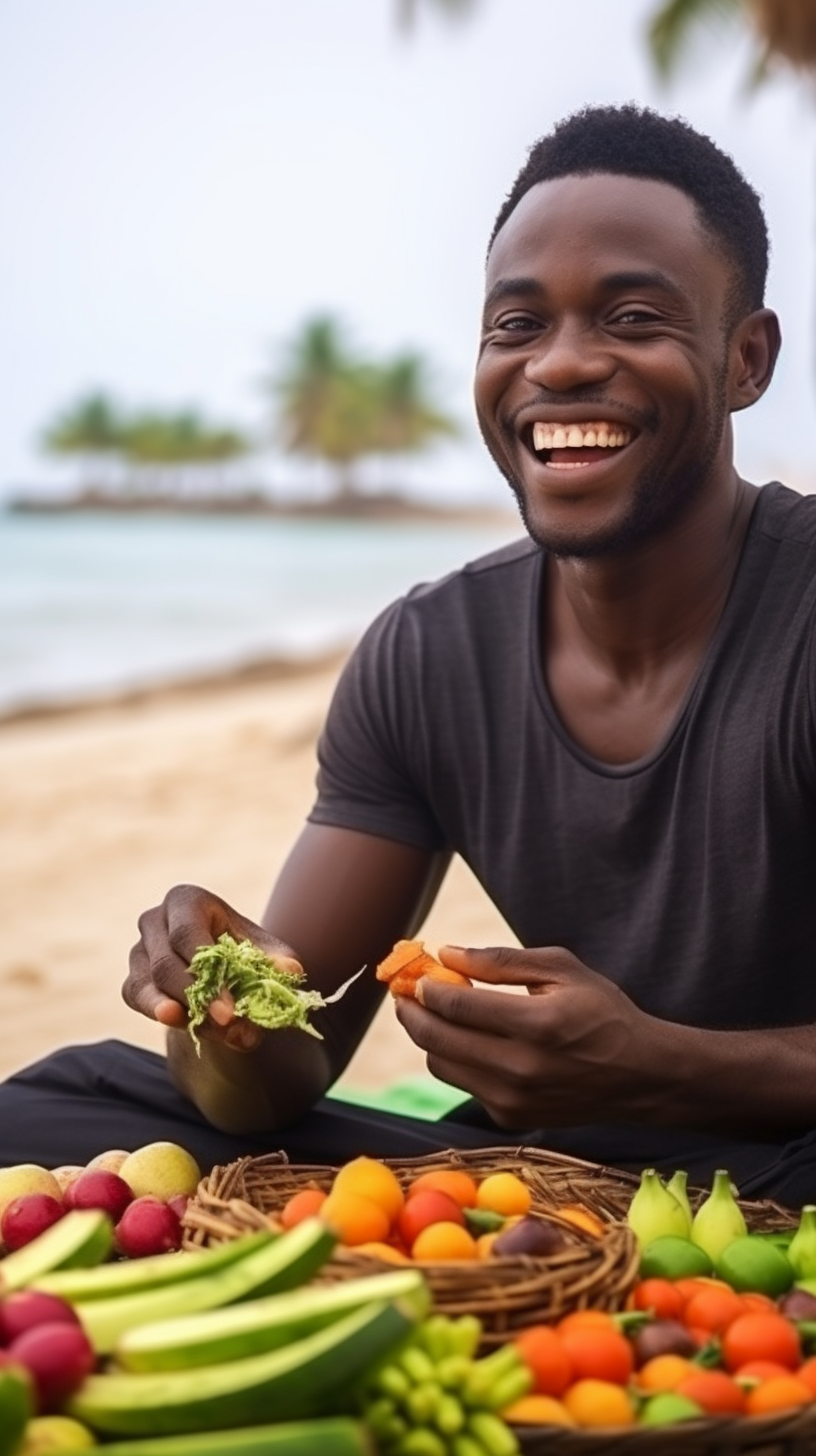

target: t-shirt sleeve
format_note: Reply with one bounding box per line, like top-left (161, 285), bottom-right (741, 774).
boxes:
top-left (307, 597), bottom-right (447, 851)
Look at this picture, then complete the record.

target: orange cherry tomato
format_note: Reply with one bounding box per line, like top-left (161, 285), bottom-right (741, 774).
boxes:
top-left (630, 1278), bottom-right (686, 1322)
top-left (558, 1325), bottom-right (635, 1386)
top-left (514, 1325), bottom-right (574, 1398)
top-left (722, 1312), bottom-right (802, 1373)
top-left (397, 1189), bottom-right (465, 1247)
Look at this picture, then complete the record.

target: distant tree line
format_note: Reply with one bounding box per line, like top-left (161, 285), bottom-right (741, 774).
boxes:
top-left (43, 316), bottom-right (459, 501)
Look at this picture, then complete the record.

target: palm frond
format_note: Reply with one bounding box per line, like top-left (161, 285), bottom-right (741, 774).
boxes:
top-left (647, 0), bottom-right (743, 79)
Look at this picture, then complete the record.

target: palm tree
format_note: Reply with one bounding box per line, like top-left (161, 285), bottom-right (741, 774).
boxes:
top-left (372, 352), bottom-right (459, 457)
top-left (270, 316), bottom-right (458, 497)
top-left (42, 391), bottom-right (126, 491)
top-left (647, 1), bottom-right (816, 84)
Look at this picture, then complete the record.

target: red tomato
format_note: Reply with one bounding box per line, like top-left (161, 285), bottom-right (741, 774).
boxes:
top-left (397, 1189), bottom-right (465, 1246)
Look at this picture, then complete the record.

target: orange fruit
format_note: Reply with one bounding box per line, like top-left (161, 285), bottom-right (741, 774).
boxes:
top-left (558, 1326), bottom-right (635, 1386)
top-left (722, 1312), bottom-right (802, 1373)
top-left (353, 1240), bottom-right (410, 1263)
top-left (514, 1325), bottom-right (574, 1398)
top-left (407, 1169), bottom-right (479, 1208)
top-left (675, 1369), bottom-right (747, 1415)
top-left (682, 1284), bottom-right (746, 1335)
top-left (502, 1393), bottom-right (576, 1425)
top-left (331, 1156), bottom-right (404, 1222)
top-left (563, 1378), bottom-right (637, 1427)
top-left (320, 1189), bottom-right (391, 1246)
top-left (476, 1172), bottom-right (532, 1217)
top-left (557, 1310), bottom-right (617, 1336)
top-left (279, 1187), bottom-right (327, 1229)
top-left (734, 1359), bottom-right (793, 1383)
top-left (635, 1354), bottom-right (693, 1393)
top-left (630, 1278), bottom-right (686, 1322)
top-left (556, 1204), bottom-right (606, 1237)
top-left (797, 1355), bottom-right (816, 1396)
top-left (476, 1231), bottom-right (500, 1258)
top-left (398, 1188), bottom-right (465, 1247)
top-left (411, 1220), bottom-right (478, 1261)
top-left (745, 1374), bottom-right (813, 1415)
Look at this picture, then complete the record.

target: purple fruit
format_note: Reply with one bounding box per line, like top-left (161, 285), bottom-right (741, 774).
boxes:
top-left (1, 1193), bottom-right (64, 1251)
top-left (8, 1322), bottom-right (95, 1411)
top-left (0, 1289), bottom-right (80, 1346)
top-left (115, 1196), bottom-right (182, 1258)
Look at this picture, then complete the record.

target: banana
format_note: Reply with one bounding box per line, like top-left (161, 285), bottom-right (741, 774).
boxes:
top-left (74, 1218), bottom-right (336, 1354)
top-left (116, 1265), bottom-right (430, 1371)
top-left (627, 1168), bottom-right (690, 1246)
top-left (0, 1209), bottom-right (114, 1293)
top-left (34, 1229), bottom-right (271, 1302)
top-left (67, 1297), bottom-right (417, 1437)
top-left (690, 1169), bottom-right (747, 1263)
top-left (63, 1418), bottom-right (375, 1455)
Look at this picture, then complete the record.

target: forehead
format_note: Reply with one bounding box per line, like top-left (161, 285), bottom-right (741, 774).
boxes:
top-left (487, 173), bottom-right (730, 306)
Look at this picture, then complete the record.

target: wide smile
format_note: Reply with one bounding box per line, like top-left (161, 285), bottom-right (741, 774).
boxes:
top-left (526, 419), bottom-right (637, 471)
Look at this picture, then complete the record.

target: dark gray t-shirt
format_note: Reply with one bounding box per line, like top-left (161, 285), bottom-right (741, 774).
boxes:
top-left (310, 482), bottom-right (816, 1034)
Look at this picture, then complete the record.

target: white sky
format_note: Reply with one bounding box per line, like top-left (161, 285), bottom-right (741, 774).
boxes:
top-left (1, 0), bottom-right (815, 503)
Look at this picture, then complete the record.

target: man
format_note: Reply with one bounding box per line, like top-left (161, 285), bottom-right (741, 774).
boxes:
top-left (4, 105), bottom-right (816, 1204)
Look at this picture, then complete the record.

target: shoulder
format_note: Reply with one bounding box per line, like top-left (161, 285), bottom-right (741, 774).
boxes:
top-left (753, 481), bottom-right (816, 548)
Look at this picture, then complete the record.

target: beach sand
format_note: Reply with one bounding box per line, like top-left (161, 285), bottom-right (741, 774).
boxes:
top-left (0, 654), bottom-right (517, 1093)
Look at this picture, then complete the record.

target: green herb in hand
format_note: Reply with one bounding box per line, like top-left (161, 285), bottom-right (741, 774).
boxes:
top-left (186, 933), bottom-right (327, 1053)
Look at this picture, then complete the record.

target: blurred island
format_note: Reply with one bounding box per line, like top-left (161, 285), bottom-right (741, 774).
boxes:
top-left (14, 317), bottom-right (515, 524)
top-left (6, 486), bottom-right (513, 525)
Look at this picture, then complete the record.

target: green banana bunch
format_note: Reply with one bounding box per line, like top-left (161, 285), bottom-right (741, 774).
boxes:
top-left (690, 1170), bottom-right (747, 1263)
top-left (627, 1169), bottom-right (691, 1246)
top-left (356, 1313), bottom-right (530, 1456)
top-left (787, 1205), bottom-right (816, 1281)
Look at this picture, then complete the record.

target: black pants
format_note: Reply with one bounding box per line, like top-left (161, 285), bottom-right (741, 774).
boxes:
top-left (3, 1040), bottom-right (816, 1207)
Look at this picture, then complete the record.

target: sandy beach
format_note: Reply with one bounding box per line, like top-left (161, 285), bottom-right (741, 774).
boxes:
top-left (0, 653), bottom-right (517, 1094)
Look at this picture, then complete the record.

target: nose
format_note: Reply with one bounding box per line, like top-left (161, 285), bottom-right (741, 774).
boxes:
top-left (523, 319), bottom-right (615, 393)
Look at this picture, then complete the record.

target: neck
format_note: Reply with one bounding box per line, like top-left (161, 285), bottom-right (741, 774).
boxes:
top-left (546, 470), bottom-right (757, 680)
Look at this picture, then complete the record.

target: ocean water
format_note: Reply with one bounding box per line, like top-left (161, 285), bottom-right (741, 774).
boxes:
top-left (1, 509), bottom-right (522, 716)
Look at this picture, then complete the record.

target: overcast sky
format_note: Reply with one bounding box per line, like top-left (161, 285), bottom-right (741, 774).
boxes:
top-left (2, 0), bottom-right (815, 503)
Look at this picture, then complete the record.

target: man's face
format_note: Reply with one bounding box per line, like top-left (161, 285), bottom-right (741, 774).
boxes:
top-left (474, 173), bottom-right (737, 558)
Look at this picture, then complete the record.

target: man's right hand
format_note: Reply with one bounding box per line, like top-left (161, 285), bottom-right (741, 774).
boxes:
top-left (123, 883), bottom-right (303, 1052)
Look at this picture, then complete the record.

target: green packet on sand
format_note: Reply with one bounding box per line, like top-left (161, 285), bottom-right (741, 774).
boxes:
top-left (186, 933), bottom-right (363, 1054)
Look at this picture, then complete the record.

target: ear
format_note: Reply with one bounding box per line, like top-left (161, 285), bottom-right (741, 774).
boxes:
top-left (728, 308), bottom-right (781, 413)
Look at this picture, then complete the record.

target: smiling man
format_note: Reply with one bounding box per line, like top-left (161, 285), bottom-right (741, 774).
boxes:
top-left (5, 105), bottom-right (816, 1205)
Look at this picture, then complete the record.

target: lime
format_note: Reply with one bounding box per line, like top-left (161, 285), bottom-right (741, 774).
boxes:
top-left (639, 1392), bottom-right (704, 1427)
top-left (639, 1235), bottom-right (713, 1280)
top-left (715, 1235), bottom-right (795, 1297)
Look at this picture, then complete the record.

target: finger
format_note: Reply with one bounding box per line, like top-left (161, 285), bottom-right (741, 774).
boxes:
top-left (123, 943), bottom-right (187, 1026)
top-left (396, 994), bottom-right (516, 1070)
top-left (137, 904), bottom-right (198, 1004)
top-left (413, 975), bottom-right (546, 1039)
top-left (438, 943), bottom-right (584, 989)
top-left (207, 989), bottom-right (237, 1027)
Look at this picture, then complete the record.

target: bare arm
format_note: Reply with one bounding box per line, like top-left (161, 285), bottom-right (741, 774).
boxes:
top-left (396, 944), bottom-right (816, 1140)
top-left (124, 823), bottom-right (449, 1135)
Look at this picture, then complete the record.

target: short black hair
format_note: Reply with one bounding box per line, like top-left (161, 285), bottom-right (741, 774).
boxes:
top-left (490, 104), bottom-right (769, 324)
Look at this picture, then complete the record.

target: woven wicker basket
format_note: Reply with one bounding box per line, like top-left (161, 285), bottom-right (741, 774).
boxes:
top-left (182, 1146), bottom-right (816, 1454)
top-left (183, 1146), bottom-right (641, 1343)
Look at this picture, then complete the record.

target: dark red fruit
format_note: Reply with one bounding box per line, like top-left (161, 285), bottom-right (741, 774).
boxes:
top-left (115, 1196), bottom-right (182, 1258)
top-left (68, 1169), bottom-right (133, 1222)
top-left (8, 1322), bottom-right (95, 1411)
top-left (0, 1289), bottom-right (80, 1346)
top-left (1, 1194), bottom-right (64, 1251)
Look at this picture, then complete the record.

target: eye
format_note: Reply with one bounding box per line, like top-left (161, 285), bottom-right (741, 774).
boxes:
top-left (610, 307), bottom-right (661, 326)
top-left (491, 312), bottom-right (542, 335)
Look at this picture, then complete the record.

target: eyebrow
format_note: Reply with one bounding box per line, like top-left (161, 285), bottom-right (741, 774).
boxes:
top-left (482, 269), bottom-right (689, 313)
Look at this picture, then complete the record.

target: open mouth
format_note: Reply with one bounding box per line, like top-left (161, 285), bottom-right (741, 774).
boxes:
top-left (529, 420), bottom-right (635, 470)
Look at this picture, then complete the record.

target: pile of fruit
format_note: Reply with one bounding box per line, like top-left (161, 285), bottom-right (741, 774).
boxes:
top-left (275, 1157), bottom-right (604, 1261)
top-left (0, 1143), bottom-right (202, 1264)
top-left (5, 1146), bottom-right (816, 1452)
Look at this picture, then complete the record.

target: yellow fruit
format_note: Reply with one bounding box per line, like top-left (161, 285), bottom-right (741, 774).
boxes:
top-left (87, 1150), bottom-right (130, 1175)
top-left (0, 1164), bottom-right (62, 1221)
top-left (475, 1172), bottom-right (532, 1217)
top-left (118, 1142), bottom-right (201, 1201)
top-left (20, 1413), bottom-right (97, 1450)
top-left (331, 1157), bottom-right (405, 1222)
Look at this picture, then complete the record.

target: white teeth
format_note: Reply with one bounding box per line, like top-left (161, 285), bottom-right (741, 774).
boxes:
top-left (530, 420), bottom-right (631, 454)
